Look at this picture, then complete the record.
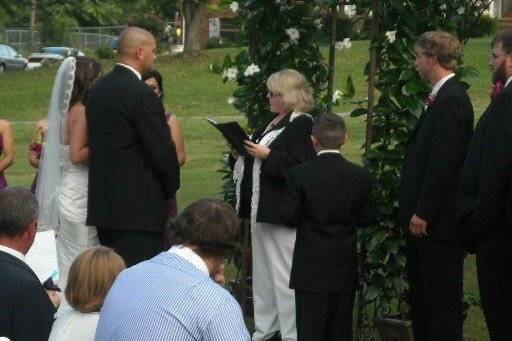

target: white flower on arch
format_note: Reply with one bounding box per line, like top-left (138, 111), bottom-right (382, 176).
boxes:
top-left (457, 6), bottom-right (465, 15)
top-left (344, 4), bottom-right (357, 18)
top-left (244, 63), bottom-right (261, 77)
top-left (228, 97), bottom-right (236, 105)
top-left (386, 31), bottom-right (396, 43)
top-left (223, 67), bottom-right (238, 81)
top-left (230, 2), bottom-right (239, 13)
top-left (335, 38), bottom-right (352, 50)
top-left (286, 27), bottom-right (300, 44)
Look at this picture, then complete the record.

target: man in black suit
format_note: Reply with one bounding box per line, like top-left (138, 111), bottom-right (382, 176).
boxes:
top-left (0, 187), bottom-right (56, 341)
top-left (399, 31), bottom-right (474, 341)
top-left (87, 27), bottom-right (180, 267)
top-left (280, 114), bottom-right (375, 341)
top-left (459, 29), bottom-right (512, 340)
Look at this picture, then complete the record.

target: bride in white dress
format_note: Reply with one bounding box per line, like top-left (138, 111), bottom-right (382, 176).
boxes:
top-left (36, 56), bottom-right (102, 289)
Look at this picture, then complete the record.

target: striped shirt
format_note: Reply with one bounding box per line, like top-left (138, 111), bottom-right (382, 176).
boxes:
top-left (95, 252), bottom-right (250, 341)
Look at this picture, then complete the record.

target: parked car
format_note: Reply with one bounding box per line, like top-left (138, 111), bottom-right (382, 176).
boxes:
top-left (27, 47), bottom-right (85, 69)
top-left (0, 44), bottom-right (28, 73)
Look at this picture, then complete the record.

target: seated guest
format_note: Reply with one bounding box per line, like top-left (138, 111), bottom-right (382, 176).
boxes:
top-left (280, 114), bottom-right (376, 341)
top-left (0, 187), bottom-right (56, 341)
top-left (48, 246), bottom-right (125, 341)
top-left (95, 198), bottom-right (250, 341)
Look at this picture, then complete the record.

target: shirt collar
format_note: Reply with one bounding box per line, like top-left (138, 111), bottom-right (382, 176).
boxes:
top-left (290, 110), bottom-right (306, 122)
top-left (116, 63), bottom-right (142, 80)
top-left (506, 75), bottom-right (512, 87)
top-left (430, 73), bottom-right (455, 98)
top-left (168, 245), bottom-right (209, 275)
top-left (317, 149), bottom-right (341, 156)
top-left (0, 244), bottom-right (25, 263)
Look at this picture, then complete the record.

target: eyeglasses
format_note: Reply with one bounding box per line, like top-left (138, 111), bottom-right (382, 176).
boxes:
top-left (268, 92), bottom-right (282, 97)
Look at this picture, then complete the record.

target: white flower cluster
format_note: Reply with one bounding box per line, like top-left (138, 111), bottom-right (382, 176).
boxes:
top-left (457, 6), bottom-right (465, 15)
top-left (227, 97), bottom-right (236, 105)
top-left (286, 27), bottom-right (300, 44)
top-left (230, 2), bottom-right (239, 13)
top-left (332, 90), bottom-right (342, 103)
top-left (344, 4), bottom-right (357, 18)
top-left (314, 18), bottom-right (322, 30)
top-left (223, 67), bottom-right (238, 81)
top-left (386, 30), bottom-right (396, 44)
top-left (244, 63), bottom-right (261, 77)
top-left (335, 38), bottom-right (352, 50)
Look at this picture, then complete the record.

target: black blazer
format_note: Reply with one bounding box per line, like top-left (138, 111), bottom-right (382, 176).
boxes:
top-left (86, 65), bottom-right (180, 232)
top-left (459, 83), bottom-right (512, 245)
top-left (280, 153), bottom-right (376, 293)
top-left (238, 113), bottom-right (316, 225)
top-left (0, 250), bottom-right (55, 341)
top-left (399, 77), bottom-right (473, 240)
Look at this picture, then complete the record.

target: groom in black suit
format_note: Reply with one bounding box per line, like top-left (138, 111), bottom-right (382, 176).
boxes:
top-left (87, 27), bottom-right (180, 267)
top-left (399, 31), bottom-right (473, 341)
top-left (280, 114), bottom-right (375, 341)
top-left (459, 29), bottom-right (512, 340)
top-left (0, 187), bottom-right (56, 341)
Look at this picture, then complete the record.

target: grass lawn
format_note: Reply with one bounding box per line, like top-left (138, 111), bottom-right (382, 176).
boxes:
top-left (0, 38), bottom-right (493, 340)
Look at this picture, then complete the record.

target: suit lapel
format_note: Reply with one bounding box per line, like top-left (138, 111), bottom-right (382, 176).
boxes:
top-left (0, 250), bottom-right (40, 283)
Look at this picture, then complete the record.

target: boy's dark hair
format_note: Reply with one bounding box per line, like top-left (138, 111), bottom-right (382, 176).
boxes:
top-left (492, 29), bottom-right (512, 54)
top-left (166, 198), bottom-right (240, 258)
top-left (312, 113), bottom-right (347, 149)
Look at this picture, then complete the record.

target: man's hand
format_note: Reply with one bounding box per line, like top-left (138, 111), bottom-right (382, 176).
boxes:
top-left (409, 214), bottom-right (428, 237)
top-left (47, 290), bottom-right (61, 309)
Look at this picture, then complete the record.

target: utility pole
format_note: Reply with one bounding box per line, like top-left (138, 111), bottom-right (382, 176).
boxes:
top-left (30, 0), bottom-right (37, 52)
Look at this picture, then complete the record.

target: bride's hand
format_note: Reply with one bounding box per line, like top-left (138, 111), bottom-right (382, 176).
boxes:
top-left (244, 140), bottom-right (270, 159)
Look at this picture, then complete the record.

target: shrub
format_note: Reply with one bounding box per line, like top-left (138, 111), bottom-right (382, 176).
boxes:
top-left (40, 8), bottom-right (78, 46)
top-left (95, 46), bottom-right (116, 60)
top-left (468, 15), bottom-right (499, 38)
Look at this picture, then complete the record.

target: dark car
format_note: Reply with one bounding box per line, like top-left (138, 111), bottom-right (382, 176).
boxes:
top-left (0, 44), bottom-right (28, 73)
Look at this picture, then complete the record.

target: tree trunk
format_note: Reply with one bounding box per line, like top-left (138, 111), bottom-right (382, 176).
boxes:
top-left (182, 0), bottom-right (205, 53)
top-left (30, 0), bottom-right (37, 51)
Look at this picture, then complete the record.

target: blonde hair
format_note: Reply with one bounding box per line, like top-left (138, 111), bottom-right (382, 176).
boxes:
top-left (65, 246), bottom-right (125, 313)
top-left (416, 31), bottom-right (461, 71)
top-left (266, 69), bottom-right (314, 112)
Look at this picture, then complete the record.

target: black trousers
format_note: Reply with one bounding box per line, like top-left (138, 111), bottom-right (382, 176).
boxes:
top-left (406, 237), bottom-right (464, 341)
top-left (295, 290), bottom-right (354, 341)
top-left (476, 232), bottom-right (512, 341)
top-left (97, 228), bottom-right (164, 267)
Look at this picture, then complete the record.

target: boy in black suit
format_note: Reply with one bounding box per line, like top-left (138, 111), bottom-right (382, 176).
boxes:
top-left (280, 113), bottom-right (375, 341)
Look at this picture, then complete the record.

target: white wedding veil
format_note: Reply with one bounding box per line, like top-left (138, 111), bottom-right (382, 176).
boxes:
top-left (36, 57), bottom-right (76, 232)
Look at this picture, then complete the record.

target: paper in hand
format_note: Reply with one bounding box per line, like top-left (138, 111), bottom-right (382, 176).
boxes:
top-left (205, 117), bottom-right (249, 156)
top-left (25, 230), bottom-right (59, 284)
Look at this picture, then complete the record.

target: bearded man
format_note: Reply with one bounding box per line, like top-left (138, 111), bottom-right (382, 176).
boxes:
top-left (399, 31), bottom-right (474, 341)
top-left (458, 29), bottom-right (512, 340)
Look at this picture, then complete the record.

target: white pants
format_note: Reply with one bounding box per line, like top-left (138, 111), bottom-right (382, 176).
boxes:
top-left (252, 222), bottom-right (297, 341)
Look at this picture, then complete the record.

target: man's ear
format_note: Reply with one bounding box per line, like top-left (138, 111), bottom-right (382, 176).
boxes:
top-left (135, 46), bottom-right (144, 60)
top-left (21, 220), bottom-right (38, 254)
top-left (311, 134), bottom-right (320, 148)
top-left (341, 133), bottom-right (348, 145)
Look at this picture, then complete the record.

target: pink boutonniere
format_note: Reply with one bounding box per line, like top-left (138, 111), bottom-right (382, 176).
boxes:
top-left (490, 80), bottom-right (504, 101)
top-left (424, 95), bottom-right (435, 109)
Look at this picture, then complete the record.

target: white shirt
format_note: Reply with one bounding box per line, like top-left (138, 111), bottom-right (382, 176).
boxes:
top-left (0, 244), bottom-right (25, 263)
top-left (430, 73), bottom-right (455, 98)
top-left (48, 308), bottom-right (99, 341)
top-left (317, 149), bottom-right (341, 156)
top-left (505, 75), bottom-right (512, 87)
top-left (168, 245), bottom-right (209, 275)
top-left (116, 63), bottom-right (142, 80)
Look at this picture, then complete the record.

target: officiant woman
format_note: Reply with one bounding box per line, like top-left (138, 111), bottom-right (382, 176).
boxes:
top-left (232, 69), bottom-right (315, 341)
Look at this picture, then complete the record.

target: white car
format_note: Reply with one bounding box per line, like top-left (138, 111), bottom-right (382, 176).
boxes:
top-left (27, 47), bottom-right (85, 69)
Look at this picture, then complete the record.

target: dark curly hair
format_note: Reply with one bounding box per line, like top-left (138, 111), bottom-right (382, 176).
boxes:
top-left (69, 56), bottom-right (102, 108)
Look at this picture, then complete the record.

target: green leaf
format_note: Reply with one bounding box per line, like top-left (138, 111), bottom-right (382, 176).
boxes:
top-left (344, 75), bottom-right (355, 98)
top-left (368, 230), bottom-right (388, 250)
top-left (350, 108), bottom-right (368, 117)
top-left (365, 285), bottom-right (380, 301)
top-left (222, 54), bottom-right (233, 69)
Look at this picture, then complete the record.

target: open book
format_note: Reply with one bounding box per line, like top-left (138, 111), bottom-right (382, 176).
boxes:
top-left (205, 117), bottom-right (249, 156)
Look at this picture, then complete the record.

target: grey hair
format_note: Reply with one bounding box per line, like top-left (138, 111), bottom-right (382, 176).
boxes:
top-left (0, 187), bottom-right (38, 237)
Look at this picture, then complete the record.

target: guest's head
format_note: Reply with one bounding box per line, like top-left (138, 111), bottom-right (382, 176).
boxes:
top-left (166, 198), bottom-right (240, 275)
top-left (142, 69), bottom-right (164, 100)
top-left (69, 57), bottom-right (102, 108)
top-left (414, 31), bottom-right (461, 84)
top-left (311, 113), bottom-right (347, 152)
top-left (266, 69), bottom-right (314, 115)
top-left (0, 187), bottom-right (38, 255)
top-left (491, 29), bottom-right (512, 84)
top-left (118, 26), bottom-right (157, 74)
top-left (65, 246), bottom-right (125, 313)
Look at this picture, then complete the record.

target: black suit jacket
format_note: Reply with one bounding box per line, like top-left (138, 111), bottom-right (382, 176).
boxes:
top-left (399, 77), bottom-right (474, 240)
top-left (86, 65), bottom-right (180, 232)
top-left (459, 83), bottom-right (512, 244)
top-left (280, 153), bottom-right (376, 293)
top-left (0, 250), bottom-right (55, 341)
top-left (238, 113), bottom-right (316, 225)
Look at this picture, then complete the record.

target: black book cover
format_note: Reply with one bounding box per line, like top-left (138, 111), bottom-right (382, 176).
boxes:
top-left (205, 117), bottom-right (249, 156)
